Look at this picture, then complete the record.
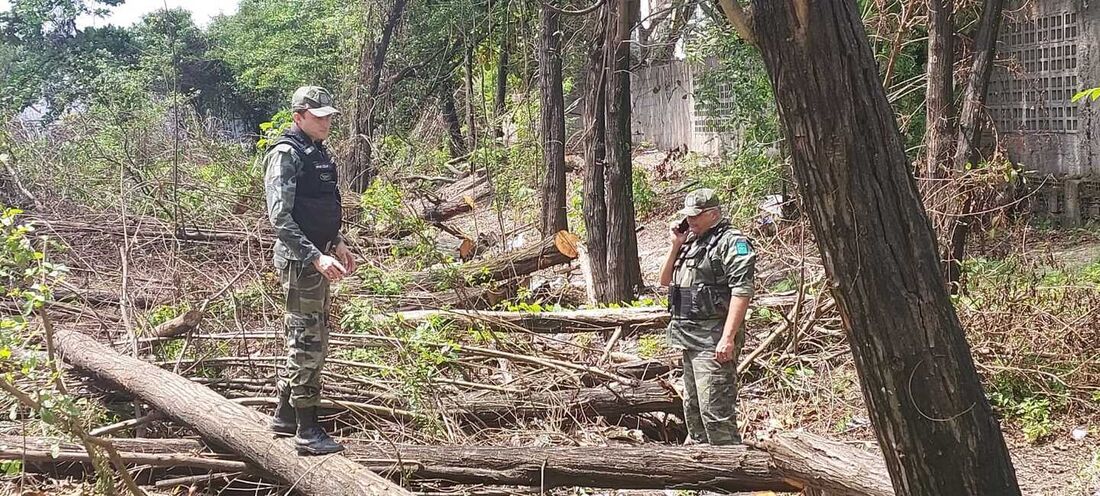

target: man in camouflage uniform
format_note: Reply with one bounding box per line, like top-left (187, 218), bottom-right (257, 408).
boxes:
top-left (264, 86), bottom-right (357, 455)
top-left (659, 188), bottom-right (756, 445)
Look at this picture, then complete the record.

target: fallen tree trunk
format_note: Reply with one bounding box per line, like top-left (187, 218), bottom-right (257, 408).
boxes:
top-left (345, 434), bottom-right (891, 494)
top-left (416, 231), bottom-right (580, 288)
top-left (2, 433), bottom-right (893, 494)
top-left (383, 294), bottom-right (807, 334)
top-left (383, 306), bottom-right (668, 333)
top-left (52, 328), bottom-right (412, 496)
top-left (389, 171), bottom-right (493, 239)
top-left (450, 380), bottom-right (679, 424)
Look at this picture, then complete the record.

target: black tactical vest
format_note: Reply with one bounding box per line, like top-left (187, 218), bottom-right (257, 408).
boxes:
top-left (275, 129), bottom-right (342, 250)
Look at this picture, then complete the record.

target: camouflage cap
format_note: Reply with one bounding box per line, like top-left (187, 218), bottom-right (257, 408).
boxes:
top-left (678, 188), bottom-right (721, 217)
top-left (291, 86), bottom-right (339, 117)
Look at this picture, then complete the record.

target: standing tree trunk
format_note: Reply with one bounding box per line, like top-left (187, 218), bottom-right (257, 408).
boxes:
top-left (494, 29), bottom-right (510, 140)
top-left (603, 0), bottom-right (642, 302)
top-left (441, 80), bottom-right (468, 158)
top-left (539, 1), bottom-right (569, 235)
top-left (943, 0), bottom-right (1006, 290)
top-left (582, 7), bottom-right (611, 303)
top-left (719, 1), bottom-right (1022, 494)
top-left (924, 0), bottom-right (955, 180)
top-left (464, 47), bottom-right (477, 152)
top-left (350, 0), bottom-right (410, 192)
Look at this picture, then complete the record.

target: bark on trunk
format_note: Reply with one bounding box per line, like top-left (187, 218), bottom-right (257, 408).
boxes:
top-left (603, 0), bottom-right (642, 303)
top-left (350, 0), bottom-right (410, 192)
top-left (464, 47), bottom-right (477, 152)
top-left (943, 0), bottom-right (1006, 290)
top-left (582, 6), bottom-right (611, 303)
top-left (494, 31), bottom-right (510, 139)
top-left (441, 82), bottom-right (468, 158)
top-left (539, 1), bottom-right (569, 235)
top-left (452, 380), bottom-right (679, 423)
top-left (2, 433), bottom-right (897, 494)
top-left (51, 329), bottom-right (412, 496)
top-left (924, 0), bottom-right (955, 180)
top-left (747, 1), bottom-right (1021, 494)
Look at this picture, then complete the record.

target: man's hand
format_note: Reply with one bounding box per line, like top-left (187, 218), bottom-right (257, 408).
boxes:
top-left (333, 241), bottom-right (357, 274)
top-left (715, 335), bottom-right (736, 364)
top-left (312, 254), bottom-right (347, 282)
top-left (669, 221), bottom-right (689, 246)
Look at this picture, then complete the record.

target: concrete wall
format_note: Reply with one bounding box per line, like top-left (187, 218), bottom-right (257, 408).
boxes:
top-left (988, 0), bottom-right (1100, 178)
top-left (630, 60), bottom-right (739, 155)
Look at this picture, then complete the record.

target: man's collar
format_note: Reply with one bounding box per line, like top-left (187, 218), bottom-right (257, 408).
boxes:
top-left (696, 218), bottom-right (730, 240)
top-left (288, 124), bottom-right (321, 145)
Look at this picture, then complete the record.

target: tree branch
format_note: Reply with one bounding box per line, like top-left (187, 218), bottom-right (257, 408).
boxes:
top-left (716, 0), bottom-right (755, 44)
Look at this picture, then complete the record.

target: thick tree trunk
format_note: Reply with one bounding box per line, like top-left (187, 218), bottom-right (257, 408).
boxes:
top-left (582, 7), bottom-right (611, 303)
top-left (441, 82), bottom-right (468, 158)
top-left (539, 1), bottom-right (569, 235)
top-left (943, 0), bottom-right (1006, 290)
top-left (746, 1), bottom-right (1020, 494)
top-left (2, 433), bottom-right (897, 494)
top-left (350, 0), bottom-right (410, 192)
top-left (603, 0), bottom-right (642, 303)
top-left (924, 0), bottom-right (955, 180)
top-left (51, 329), bottom-right (411, 496)
top-left (416, 231), bottom-right (579, 287)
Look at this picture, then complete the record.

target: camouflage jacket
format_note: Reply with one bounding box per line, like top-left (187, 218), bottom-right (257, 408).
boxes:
top-left (262, 126), bottom-right (344, 266)
top-left (667, 220), bottom-right (756, 351)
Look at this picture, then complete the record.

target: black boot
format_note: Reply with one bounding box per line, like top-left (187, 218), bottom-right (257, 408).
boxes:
top-left (269, 388), bottom-right (296, 437)
top-left (293, 406), bottom-right (344, 455)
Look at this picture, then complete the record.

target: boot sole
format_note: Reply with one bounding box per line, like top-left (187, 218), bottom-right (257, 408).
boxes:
top-left (295, 445), bottom-right (345, 456)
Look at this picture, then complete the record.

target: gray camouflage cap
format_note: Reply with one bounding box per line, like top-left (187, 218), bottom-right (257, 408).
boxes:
top-left (678, 188), bottom-right (721, 217)
top-left (291, 86), bottom-right (339, 117)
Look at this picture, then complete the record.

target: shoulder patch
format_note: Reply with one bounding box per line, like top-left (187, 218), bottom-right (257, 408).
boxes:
top-left (735, 238), bottom-right (752, 256)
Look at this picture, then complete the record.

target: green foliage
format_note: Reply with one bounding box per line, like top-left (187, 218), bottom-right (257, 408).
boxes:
top-left (636, 335), bottom-right (666, 360)
top-left (206, 0), bottom-right (362, 112)
top-left (257, 109), bottom-right (294, 150)
top-left (632, 167), bottom-right (659, 218)
top-left (360, 179), bottom-right (427, 236)
top-left (685, 145), bottom-right (784, 225)
top-left (989, 381), bottom-right (1060, 443)
top-left (1071, 87), bottom-right (1100, 103)
top-left (339, 304), bottom-right (461, 410)
top-left (684, 22), bottom-right (778, 143)
top-left (357, 266), bottom-right (409, 296)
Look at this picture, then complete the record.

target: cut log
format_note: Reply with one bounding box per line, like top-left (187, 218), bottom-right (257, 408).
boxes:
top-left (151, 309), bottom-right (203, 338)
top-left (383, 306), bottom-right (668, 333)
top-left (450, 380), bottom-right (679, 424)
top-left (417, 231), bottom-right (580, 288)
top-left (383, 295), bottom-right (808, 334)
top-left (51, 328), bottom-right (411, 496)
top-left (389, 171), bottom-right (493, 239)
top-left (762, 433), bottom-right (895, 496)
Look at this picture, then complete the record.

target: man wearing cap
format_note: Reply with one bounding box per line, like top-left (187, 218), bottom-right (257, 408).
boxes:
top-left (264, 85), bottom-right (356, 455)
top-left (658, 188), bottom-right (756, 445)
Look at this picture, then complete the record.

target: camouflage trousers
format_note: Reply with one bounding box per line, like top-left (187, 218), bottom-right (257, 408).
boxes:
top-left (275, 258), bottom-right (331, 408)
top-left (681, 348), bottom-right (742, 445)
